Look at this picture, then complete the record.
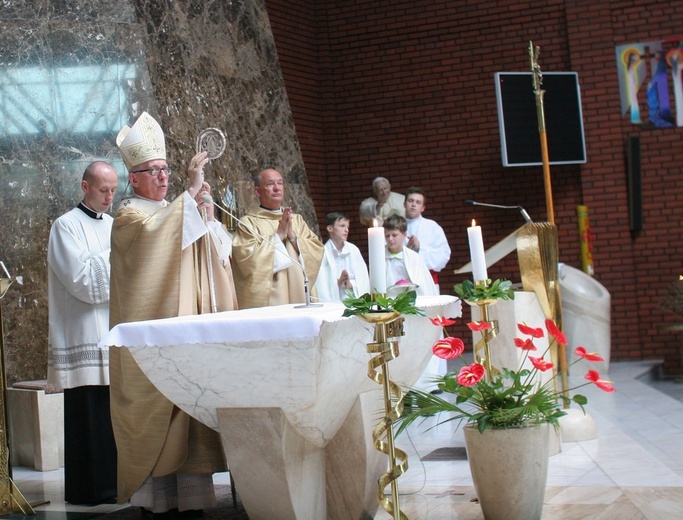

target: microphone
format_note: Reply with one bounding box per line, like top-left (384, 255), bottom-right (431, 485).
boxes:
top-left (464, 199), bottom-right (533, 223)
top-left (200, 194), bottom-right (323, 309)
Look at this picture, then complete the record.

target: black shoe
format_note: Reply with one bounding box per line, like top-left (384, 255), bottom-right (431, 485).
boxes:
top-left (140, 508), bottom-right (179, 519)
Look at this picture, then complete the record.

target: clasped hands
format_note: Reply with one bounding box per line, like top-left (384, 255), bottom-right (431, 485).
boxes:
top-left (337, 269), bottom-right (352, 290)
top-left (407, 234), bottom-right (420, 252)
top-left (276, 207), bottom-right (298, 251)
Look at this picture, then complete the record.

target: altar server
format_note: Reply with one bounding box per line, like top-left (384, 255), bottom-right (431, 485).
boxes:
top-left (383, 215), bottom-right (438, 296)
top-left (315, 212), bottom-right (370, 302)
top-left (403, 186), bottom-right (451, 293)
top-left (231, 168), bottom-right (324, 309)
top-left (47, 161), bottom-right (119, 505)
top-left (384, 214), bottom-right (445, 392)
top-left (109, 111), bottom-right (237, 517)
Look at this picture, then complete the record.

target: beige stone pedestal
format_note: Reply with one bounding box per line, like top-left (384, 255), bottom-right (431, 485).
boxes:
top-left (7, 383), bottom-right (64, 471)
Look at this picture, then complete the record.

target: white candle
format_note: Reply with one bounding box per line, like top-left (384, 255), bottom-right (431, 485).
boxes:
top-left (368, 221), bottom-right (387, 294)
top-left (467, 219), bottom-right (488, 281)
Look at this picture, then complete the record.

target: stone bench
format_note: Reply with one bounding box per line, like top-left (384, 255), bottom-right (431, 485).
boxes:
top-left (7, 380), bottom-right (64, 471)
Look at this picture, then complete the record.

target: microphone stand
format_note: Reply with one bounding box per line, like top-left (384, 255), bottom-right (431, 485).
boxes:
top-left (203, 196), bottom-right (323, 309)
top-left (201, 208), bottom-right (218, 314)
top-left (464, 199), bottom-right (533, 223)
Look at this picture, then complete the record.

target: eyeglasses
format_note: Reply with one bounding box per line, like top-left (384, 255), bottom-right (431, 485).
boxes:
top-left (131, 166), bottom-right (172, 177)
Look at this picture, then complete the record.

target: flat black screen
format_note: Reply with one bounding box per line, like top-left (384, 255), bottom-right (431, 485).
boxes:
top-left (495, 72), bottom-right (587, 167)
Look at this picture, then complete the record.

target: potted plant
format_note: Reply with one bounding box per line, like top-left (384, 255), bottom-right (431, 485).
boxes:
top-left (397, 280), bottom-right (615, 520)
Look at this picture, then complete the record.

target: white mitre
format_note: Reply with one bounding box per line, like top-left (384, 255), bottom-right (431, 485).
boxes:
top-left (116, 111), bottom-right (166, 170)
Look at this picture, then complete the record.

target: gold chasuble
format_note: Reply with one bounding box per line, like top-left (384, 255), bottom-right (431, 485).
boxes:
top-left (109, 194), bottom-right (237, 502)
top-left (231, 207), bottom-right (324, 309)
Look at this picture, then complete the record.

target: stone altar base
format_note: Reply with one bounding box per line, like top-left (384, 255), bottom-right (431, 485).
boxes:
top-left (217, 390), bottom-right (385, 520)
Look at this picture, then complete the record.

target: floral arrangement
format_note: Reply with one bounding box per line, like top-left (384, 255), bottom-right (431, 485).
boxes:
top-left (341, 290), bottom-right (425, 317)
top-left (453, 278), bottom-right (515, 302)
top-left (398, 313), bottom-right (615, 434)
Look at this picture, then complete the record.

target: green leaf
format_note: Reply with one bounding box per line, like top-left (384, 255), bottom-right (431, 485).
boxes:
top-left (572, 394), bottom-right (588, 406)
top-left (453, 278), bottom-right (515, 302)
top-left (341, 290), bottom-right (426, 317)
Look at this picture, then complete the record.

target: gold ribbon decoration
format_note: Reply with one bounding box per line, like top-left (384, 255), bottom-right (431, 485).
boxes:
top-left (361, 313), bottom-right (409, 520)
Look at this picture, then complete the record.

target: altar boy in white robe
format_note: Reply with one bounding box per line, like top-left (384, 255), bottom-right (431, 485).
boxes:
top-left (403, 186), bottom-right (451, 293)
top-left (315, 212), bottom-right (370, 302)
top-left (384, 215), bottom-right (442, 392)
top-left (383, 215), bottom-right (437, 297)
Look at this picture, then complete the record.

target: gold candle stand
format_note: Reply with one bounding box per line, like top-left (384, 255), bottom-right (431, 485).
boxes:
top-left (0, 275), bottom-right (35, 515)
top-left (360, 310), bottom-right (409, 520)
top-left (466, 280), bottom-right (499, 381)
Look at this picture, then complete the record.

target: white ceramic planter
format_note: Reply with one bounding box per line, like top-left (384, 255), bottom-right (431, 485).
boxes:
top-left (464, 423), bottom-right (550, 520)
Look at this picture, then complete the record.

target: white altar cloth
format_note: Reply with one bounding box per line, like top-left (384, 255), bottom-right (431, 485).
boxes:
top-left (100, 295), bottom-right (461, 448)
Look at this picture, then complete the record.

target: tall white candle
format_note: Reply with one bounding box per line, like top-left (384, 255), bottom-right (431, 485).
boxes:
top-left (368, 221), bottom-right (387, 294)
top-left (467, 219), bottom-right (488, 281)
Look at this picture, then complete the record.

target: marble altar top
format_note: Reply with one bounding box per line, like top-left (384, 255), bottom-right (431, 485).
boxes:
top-left (100, 296), bottom-right (461, 447)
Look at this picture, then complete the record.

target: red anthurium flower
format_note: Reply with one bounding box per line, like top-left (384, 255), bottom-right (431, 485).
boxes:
top-left (432, 337), bottom-right (465, 359)
top-left (585, 370), bottom-right (616, 392)
top-left (517, 323), bottom-right (544, 338)
top-left (574, 347), bottom-right (604, 362)
top-left (429, 315), bottom-right (457, 327)
top-left (467, 321), bottom-right (492, 332)
top-left (529, 356), bottom-right (554, 371)
top-left (545, 319), bottom-right (568, 346)
top-left (457, 363), bottom-right (485, 386)
top-left (514, 337), bottom-right (537, 351)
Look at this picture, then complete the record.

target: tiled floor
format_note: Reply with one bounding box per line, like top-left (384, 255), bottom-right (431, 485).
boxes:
top-left (11, 360), bottom-right (683, 519)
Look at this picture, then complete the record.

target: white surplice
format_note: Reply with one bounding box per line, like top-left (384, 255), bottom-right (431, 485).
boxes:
top-left (47, 205), bottom-right (113, 390)
top-left (315, 240), bottom-right (370, 302)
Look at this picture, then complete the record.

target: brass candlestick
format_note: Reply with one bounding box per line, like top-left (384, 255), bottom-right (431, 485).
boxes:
top-left (0, 268), bottom-right (35, 515)
top-left (466, 280), bottom-right (499, 381)
top-left (359, 311), bottom-right (409, 520)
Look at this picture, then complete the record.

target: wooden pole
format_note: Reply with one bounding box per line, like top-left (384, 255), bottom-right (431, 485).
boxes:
top-left (529, 41), bottom-right (569, 402)
top-left (529, 41), bottom-right (555, 224)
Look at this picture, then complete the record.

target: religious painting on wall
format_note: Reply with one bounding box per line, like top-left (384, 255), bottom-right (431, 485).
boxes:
top-left (615, 38), bottom-right (683, 128)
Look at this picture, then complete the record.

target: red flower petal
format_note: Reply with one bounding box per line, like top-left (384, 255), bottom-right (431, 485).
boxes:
top-left (514, 337), bottom-right (537, 351)
top-left (429, 315), bottom-right (457, 327)
top-left (517, 323), bottom-right (544, 338)
top-left (585, 369), bottom-right (616, 392)
top-left (574, 347), bottom-right (604, 362)
top-left (457, 363), bottom-right (485, 386)
top-left (432, 337), bottom-right (465, 359)
top-left (468, 321), bottom-right (493, 332)
top-left (545, 319), bottom-right (568, 345)
top-left (529, 356), bottom-right (554, 371)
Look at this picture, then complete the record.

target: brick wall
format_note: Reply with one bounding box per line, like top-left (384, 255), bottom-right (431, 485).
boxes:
top-left (266, 0), bottom-right (683, 374)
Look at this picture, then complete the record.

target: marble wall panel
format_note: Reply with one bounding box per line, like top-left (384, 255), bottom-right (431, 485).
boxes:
top-left (0, 0), bottom-right (317, 384)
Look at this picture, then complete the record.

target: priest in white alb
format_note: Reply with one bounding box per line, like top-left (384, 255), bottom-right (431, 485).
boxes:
top-left (47, 161), bottom-right (119, 505)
